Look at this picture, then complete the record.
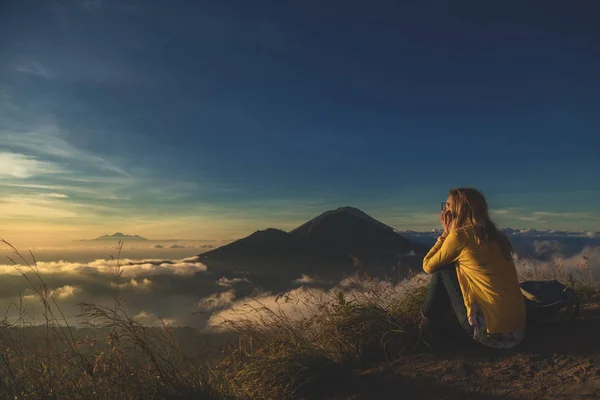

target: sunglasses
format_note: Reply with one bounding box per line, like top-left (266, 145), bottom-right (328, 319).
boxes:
top-left (441, 202), bottom-right (448, 211)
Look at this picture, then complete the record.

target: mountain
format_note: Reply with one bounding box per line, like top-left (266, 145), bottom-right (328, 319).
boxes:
top-left (288, 206), bottom-right (413, 259)
top-left (206, 228), bottom-right (296, 258)
top-left (91, 232), bottom-right (148, 241)
top-left (290, 206), bottom-right (394, 236)
top-left (198, 207), bottom-right (425, 280)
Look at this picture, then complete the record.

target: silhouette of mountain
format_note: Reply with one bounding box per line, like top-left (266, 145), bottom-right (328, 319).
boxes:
top-left (289, 206), bottom-right (394, 236)
top-left (91, 232), bottom-right (148, 241)
top-left (289, 206), bottom-right (413, 259)
top-left (207, 228), bottom-right (296, 258)
top-left (198, 207), bottom-right (426, 280)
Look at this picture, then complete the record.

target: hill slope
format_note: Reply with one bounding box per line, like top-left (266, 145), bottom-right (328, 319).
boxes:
top-left (305, 298), bottom-right (600, 400)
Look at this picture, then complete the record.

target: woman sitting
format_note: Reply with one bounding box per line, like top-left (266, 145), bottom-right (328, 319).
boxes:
top-left (420, 188), bottom-right (526, 349)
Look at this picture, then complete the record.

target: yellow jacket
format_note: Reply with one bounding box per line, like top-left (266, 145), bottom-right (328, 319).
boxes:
top-left (423, 227), bottom-right (526, 334)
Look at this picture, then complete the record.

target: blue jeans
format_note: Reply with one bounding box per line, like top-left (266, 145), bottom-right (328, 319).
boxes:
top-left (421, 264), bottom-right (474, 335)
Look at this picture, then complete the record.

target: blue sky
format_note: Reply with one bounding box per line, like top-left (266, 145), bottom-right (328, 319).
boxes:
top-left (1, 0), bottom-right (599, 244)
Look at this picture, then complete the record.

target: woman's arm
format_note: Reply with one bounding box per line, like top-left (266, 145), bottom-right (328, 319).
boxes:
top-left (422, 229), bottom-right (464, 273)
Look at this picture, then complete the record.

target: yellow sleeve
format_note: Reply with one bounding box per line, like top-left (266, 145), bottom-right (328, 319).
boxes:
top-left (422, 229), bottom-right (464, 274)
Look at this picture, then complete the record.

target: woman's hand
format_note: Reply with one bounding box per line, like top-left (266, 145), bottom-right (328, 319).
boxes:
top-left (440, 210), bottom-right (454, 237)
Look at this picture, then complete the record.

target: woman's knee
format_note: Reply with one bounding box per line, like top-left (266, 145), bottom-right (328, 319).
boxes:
top-left (429, 265), bottom-right (455, 281)
top-left (436, 264), bottom-right (457, 273)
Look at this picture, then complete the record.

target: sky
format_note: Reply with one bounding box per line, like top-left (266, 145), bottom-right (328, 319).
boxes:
top-left (1, 0), bottom-right (599, 246)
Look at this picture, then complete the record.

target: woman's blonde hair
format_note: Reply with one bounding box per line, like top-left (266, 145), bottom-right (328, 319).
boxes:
top-left (448, 188), bottom-right (513, 260)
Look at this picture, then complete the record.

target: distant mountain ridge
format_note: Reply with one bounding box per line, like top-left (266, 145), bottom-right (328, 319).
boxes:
top-left (75, 233), bottom-right (219, 242)
top-left (91, 232), bottom-right (148, 241)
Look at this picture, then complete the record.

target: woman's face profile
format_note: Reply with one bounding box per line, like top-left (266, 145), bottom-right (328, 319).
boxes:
top-left (444, 195), bottom-right (455, 217)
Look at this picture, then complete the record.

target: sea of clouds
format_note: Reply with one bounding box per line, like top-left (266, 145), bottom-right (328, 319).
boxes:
top-left (0, 231), bottom-right (598, 329)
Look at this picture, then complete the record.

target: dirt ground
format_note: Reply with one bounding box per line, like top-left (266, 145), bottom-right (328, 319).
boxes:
top-left (323, 298), bottom-right (600, 400)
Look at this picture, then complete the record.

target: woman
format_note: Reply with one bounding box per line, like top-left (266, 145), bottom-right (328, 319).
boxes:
top-left (420, 188), bottom-right (526, 349)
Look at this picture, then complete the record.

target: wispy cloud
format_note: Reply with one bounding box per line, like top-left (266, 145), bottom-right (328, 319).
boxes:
top-left (532, 211), bottom-right (595, 219)
top-left (197, 290), bottom-right (236, 312)
top-left (518, 216), bottom-right (547, 223)
top-left (1, 126), bottom-right (129, 176)
top-left (0, 257), bottom-right (208, 277)
top-left (16, 62), bottom-right (56, 80)
top-left (0, 194), bottom-right (127, 221)
top-left (0, 152), bottom-right (63, 178)
top-left (216, 277), bottom-right (252, 288)
top-left (293, 274), bottom-right (324, 286)
top-left (112, 278), bottom-right (153, 291)
top-left (490, 207), bottom-right (524, 216)
top-left (133, 311), bottom-right (175, 327)
top-left (0, 183), bottom-right (70, 191)
top-left (490, 209), bottom-right (510, 215)
top-left (0, 119), bottom-right (146, 221)
top-left (23, 284), bottom-right (78, 302)
top-left (0, 120), bottom-right (234, 205)
top-left (0, 195), bottom-right (81, 219)
top-left (0, 181), bottom-right (132, 202)
top-left (514, 210), bottom-right (598, 225)
top-left (39, 193), bottom-right (69, 199)
top-left (52, 284), bottom-right (80, 299)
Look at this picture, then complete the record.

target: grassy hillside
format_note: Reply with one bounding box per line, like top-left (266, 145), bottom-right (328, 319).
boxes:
top-left (0, 239), bottom-right (598, 399)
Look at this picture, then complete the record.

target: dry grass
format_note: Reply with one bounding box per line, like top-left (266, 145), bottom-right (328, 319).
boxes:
top-left (0, 238), bottom-right (597, 400)
top-left (206, 272), bottom-right (430, 399)
top-left (0, 239), bottom-right (218, 400)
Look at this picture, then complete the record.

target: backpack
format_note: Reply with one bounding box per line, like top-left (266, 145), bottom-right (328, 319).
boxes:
top-left (520, 280), bottom-right (580, 324)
